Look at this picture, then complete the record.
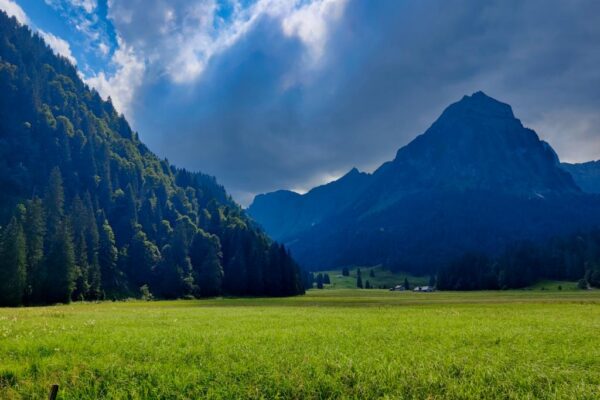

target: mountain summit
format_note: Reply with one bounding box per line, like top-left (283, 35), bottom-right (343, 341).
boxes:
top-left (248, 92), bottom-right (600, 272)
top-left (373, 91), bottom-right (577, 197)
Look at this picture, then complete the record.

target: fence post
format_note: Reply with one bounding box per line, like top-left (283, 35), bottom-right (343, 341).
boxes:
top-left (48, 384), bottom-right (59, 400)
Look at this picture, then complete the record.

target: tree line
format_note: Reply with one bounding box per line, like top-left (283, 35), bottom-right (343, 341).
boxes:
top-left (437, 231), bottom-right (600, 290)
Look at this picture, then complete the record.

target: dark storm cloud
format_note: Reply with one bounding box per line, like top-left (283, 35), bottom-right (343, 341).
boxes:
top-left (124, 0), bottom-right (600, 205)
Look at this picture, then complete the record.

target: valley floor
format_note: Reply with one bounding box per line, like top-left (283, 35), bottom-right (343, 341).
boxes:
top-left (1, 290), bottom-right (600, 399)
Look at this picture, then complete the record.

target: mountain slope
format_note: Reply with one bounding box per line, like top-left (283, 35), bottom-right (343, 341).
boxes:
top-left (248, 167), bottom-right (370, 239)
top-left (0, 12), bottom-right (305, 306)
top-left (249, 92), bottom-right (600, 272)
top-left (561, 161), bottom-right (600, 194)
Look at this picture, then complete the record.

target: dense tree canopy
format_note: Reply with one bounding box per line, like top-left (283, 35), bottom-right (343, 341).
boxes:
top-left (0, 12), bottom-right (304, 306)
top-left (437, 231), bottom-right (600, 290)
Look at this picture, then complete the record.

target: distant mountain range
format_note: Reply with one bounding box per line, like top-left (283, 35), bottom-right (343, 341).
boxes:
top-left (248, 92), bottom-right (600, 273)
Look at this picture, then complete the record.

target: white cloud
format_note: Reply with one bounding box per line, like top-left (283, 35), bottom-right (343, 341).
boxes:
top-left (105, 0), bottom-right (349, 84)
top-left (69, 0), bottom-right (97, 13)
top-left (84, 37), bottom-right (145, 118)
top-left (39, 30), bottom-right (77, 65)
top-left (89, 0), bottom-right (349, 117)
top-left (282, 0), bottom-right (348, 62)
top-left (98, 41), bottom-right (109, 56)
top-left (0, 0), bottom-right (28, 24)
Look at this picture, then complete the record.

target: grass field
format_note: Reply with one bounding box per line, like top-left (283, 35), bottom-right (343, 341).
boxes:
top-left (1, 290), bottom-right (600, 399)
top-left (319, 266), bottom-right (429, 289)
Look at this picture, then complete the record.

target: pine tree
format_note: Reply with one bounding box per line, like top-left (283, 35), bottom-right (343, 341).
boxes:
top-left (83, 193), bottom-right (101, 299)
top-left (23, 197), bottom-right (46, 303)
top-left (154, 244), bottom-right (186, 299)
top-left (404, 277), bottom-right (410, 290)
top-left (42, 168), bottom-right (76, 304)
top-left (44, 167), bottom-right (65, 235)
top-left (128, 227), bottom-right (161, 289)
top-left (44, 221), bottom-right (76, 304)
top-left (70, 197), bottom-right (90, 300)
top-left (98, 219), bottom-right (118, 297)
top-left (190, 229), bottom-right (223, 297)
top-left (342, 267), bottom-right (349, 276)
top-left (323, 273), bottom-right (331, 284)
top-left (72, 231), bottom-right (89, 301)
top-left (356, 274), bottom-right (363, 289)
top-left (0, 212), bottom-right (27, 306)
top-left (316, 273), bottom-right (324, 289)
top-left (369, 269), bottom-right (375, 278)
top-left (365, 280), bottom-right (371, 289)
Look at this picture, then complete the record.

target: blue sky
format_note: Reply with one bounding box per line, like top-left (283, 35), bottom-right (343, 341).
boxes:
top-left (2, 0), bottom-right (600, 205)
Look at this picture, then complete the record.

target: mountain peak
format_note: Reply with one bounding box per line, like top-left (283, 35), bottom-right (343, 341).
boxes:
top-left (380, 92), bottom-right (579, 196)
top-left (342, 167), bottom-right (361, 178)
top-left (448, 91), bottom-right (515, 119)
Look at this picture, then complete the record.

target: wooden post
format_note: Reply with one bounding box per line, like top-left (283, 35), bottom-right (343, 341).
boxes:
top-left (48, 384), bottom-right (59, 400)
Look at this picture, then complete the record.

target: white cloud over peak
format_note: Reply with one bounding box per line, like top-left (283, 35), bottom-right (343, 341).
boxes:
top-left (0, 0), bottom-right (28, 24)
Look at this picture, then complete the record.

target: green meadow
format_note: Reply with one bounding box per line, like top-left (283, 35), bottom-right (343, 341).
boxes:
top-left (1, 289), bottom-right (600, 399)
top-left (319, 266), bottom-right (429, 289)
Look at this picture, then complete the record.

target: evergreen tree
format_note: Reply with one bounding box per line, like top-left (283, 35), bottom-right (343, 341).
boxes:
top-left (154, 244), bottom-right (186, 299)
top-left (72, 231), bottom-right (89, 301)
top-left (323, 273), bottom-right (331, 284)
top-left (356, 274), bottom-right (363, 289)
top-left (44, 221), bottom-right (76, 304)
top-left (128, 227), bottom-right (161, 289)
top-left (0, 212), bottom-right (27, 306)
top-left (23, 197), bottom-right (46, 303)
top-left (98, 219), bottom-right (118, 296)
top-left (365, 280), bottom-right (371, 289)
top-left (302, 271), bottom-right (314, 290)
top-left (83, 193), bottom-right (101, 299)
top-left (369, 269), bottom-right (375, 278)
top-left (42, 168), bottom-right (76, 304)
top-left (342, 267), bottom-right (349, 276)
top-left (44, 167), bottom-right (65, 235)
top-left (316, 273), bottom-right (324, 289)
top-left (404, 277), bottom-right (410, 290)
top-left (189, 229), bottom-right (223, 297)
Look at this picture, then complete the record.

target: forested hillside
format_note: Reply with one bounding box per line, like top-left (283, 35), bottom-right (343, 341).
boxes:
top-left (0, 12), bottom-right (305, 306)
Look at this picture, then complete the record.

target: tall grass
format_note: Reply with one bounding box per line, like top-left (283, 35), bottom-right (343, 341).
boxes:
top-left (1, 290), bottom-right (599, 399)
